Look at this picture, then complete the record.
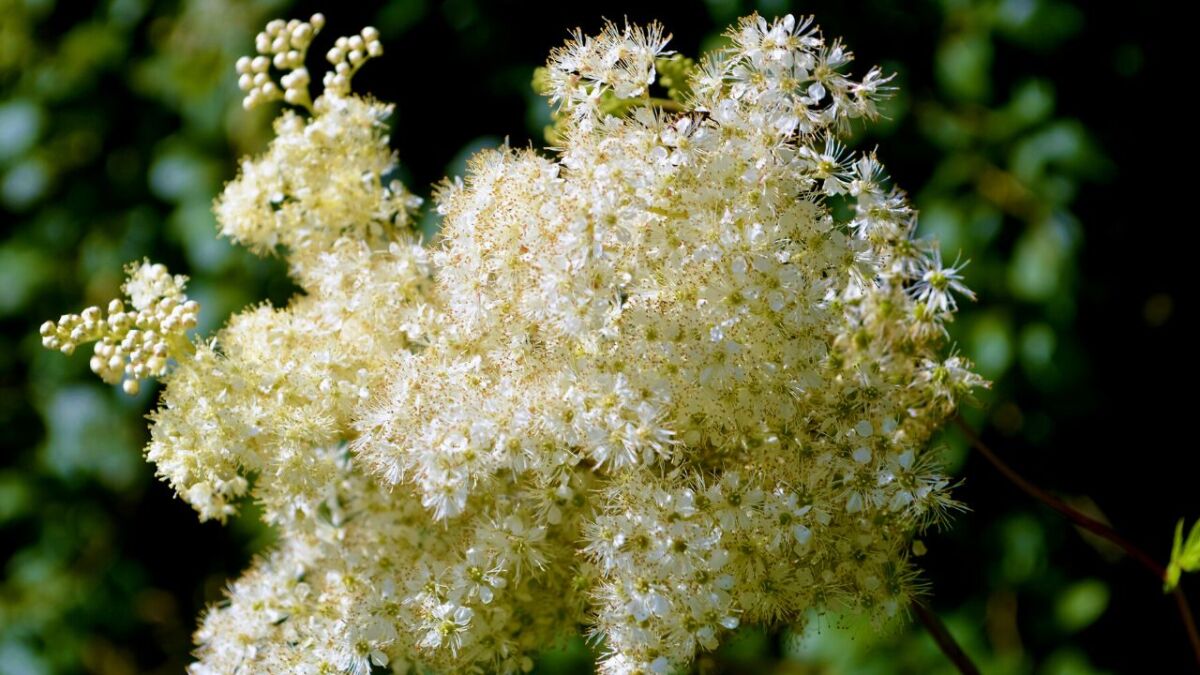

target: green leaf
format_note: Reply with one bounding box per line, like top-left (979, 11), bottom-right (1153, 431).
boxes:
top-left (1055, 578), bottom-right (1109, 632)
top-left (1166, 519), bottom-right (1183, 591)
top-left (1181, 519), bottom-right (1200, 571)
top-left (1165, 518), bottom-right (1200, 591)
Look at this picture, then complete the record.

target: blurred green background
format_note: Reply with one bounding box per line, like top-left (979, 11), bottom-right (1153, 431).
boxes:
top-left (0, 0), bottom-right (1188, 673)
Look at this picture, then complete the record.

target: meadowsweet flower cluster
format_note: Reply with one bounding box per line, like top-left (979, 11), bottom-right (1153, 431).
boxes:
top-left (42, 13), bottom-right (985, 674)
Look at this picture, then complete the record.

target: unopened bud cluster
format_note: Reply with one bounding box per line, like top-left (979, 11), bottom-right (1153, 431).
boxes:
top-left (235, 13), bottom-right (384, 110)
top-left (40, 261), bottom-right (197, 395)
top-left (236, 14), bottom-right (328, 109)
top-left (43, 13), bottom-right (986, 675)
top-left (323, 25), bottom-right (383, 95)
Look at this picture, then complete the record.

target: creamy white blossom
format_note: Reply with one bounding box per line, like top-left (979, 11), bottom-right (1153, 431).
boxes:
top-left (43, 13), bottom-right (985, 674)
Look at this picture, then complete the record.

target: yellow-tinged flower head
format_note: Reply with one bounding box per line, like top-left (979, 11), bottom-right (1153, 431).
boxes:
top-left (42, 13), bottom-right (987, 674)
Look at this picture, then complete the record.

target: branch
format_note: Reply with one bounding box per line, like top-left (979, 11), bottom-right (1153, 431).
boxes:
top-left (913, 600), bottom-right (981, 675)
top-left (952, 416), bottom-right (1163, 578)
top-left (1176, 584), bottom-right (1200, 667)
top-left (953, 415), bottom-right (1200, 666)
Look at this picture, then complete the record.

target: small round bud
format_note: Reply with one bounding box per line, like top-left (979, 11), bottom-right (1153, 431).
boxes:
top-left (123, 379), bottom-right (140, 396)
top-left (310, 13), bottom-right (325, 29)
top-left (40, 320), bottom-right (55, 336)
top-left (251, 56), bottom-right (270, 73)
top-left (362, 27), bottom-right (380, 41)
top-left (292, 25), bottom-right (312, 47)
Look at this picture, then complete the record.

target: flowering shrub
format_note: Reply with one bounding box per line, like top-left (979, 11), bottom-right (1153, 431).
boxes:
top-left (39, 12), bottom-right (983, 674)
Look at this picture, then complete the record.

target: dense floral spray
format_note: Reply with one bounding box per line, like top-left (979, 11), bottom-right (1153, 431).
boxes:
top-left (40, 12), bottom-right (984, 674)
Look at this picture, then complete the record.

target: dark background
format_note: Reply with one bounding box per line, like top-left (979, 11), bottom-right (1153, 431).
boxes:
top-left (1, 0), bottom-right (1190, 673)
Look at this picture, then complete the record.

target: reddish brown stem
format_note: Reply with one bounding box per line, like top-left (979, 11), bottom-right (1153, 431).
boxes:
top-left (1176, 587), bottom-right (1200, 667)
top-left (953, 415), bottom-right (1200, 666)
top-left (913, 600), bottom-right (981, 675)
top-left (952, 416), bottom-right (1164, 578)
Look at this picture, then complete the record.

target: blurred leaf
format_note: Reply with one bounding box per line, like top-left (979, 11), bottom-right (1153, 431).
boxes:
top-left (0, 98), bottom-right (42, 163)
top-left (0, 639), bottom-right (49, 675)
top-left (1040, 647), bottom-right (1109, 675)
top-left (936, 32), bottom-right (992, 102)
top-left (0, 242), bottom-right (53, 315)
top-left (1008, 223), bottom-right (1067, 302)
top-left (531, 634), bottom-right (592, 674)
top-left (999, 513), bottom-right (1046, 584)
top-left (1011, 121), bottom-right (1081, 186)
top-left (917, 200), bottom-right (965, 252)
top-left (1, 156), bottom-right (50, 209)
top-left (967, 312), bottom-right (1013, 379)
top-left (169, 200), bottom-right (232, 272)
top-left (0, 470), bottom-right (35, 523)
top-left (1007, 79), bottom-right (1055, 128)
top-left (994, 0), bottom-right (1083, 49)
top-left (1055, 578), bottom-right (1109, 632)
top-left (377, 0), bottom-right (429, 35)
top-left (37, 385), bottom-right (142, 490)
top-left (149, 144), bottom-right (220, 203)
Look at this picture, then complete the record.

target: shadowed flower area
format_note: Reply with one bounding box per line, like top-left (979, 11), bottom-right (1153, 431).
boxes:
top-left (0, 1), bottom-right (1189, 674)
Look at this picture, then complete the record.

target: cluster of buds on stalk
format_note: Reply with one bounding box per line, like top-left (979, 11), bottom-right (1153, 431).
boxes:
top-left (39, 261), bottom-right (197, 395)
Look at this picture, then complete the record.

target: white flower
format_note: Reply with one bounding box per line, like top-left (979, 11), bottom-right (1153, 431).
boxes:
top-left (913, 249), bottom-right (976, 314)
top-left (420, 602), bottom-right (474, 654)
